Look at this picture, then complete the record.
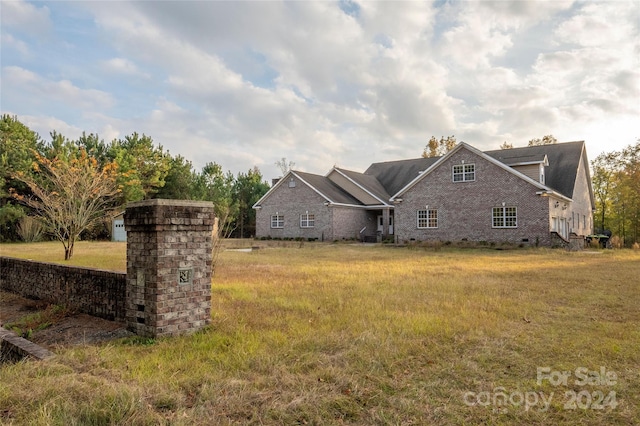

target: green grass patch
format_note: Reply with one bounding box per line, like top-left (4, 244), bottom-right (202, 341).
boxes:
top-left (1, 242), bottom-right (639, 425)
top-left (4, 304), bottom-right (72, 338)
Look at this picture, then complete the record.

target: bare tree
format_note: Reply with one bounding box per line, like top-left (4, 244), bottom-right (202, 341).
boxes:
top-left (275, 157), bottom-right (295, 176)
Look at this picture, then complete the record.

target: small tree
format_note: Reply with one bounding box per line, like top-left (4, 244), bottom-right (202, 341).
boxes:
top-left (500, 141), bottom-right (513, 149)
top-left (275, 157), bottom-right (295, 176)
top-left (422, 135), bottom-right (457, 158)
top-left (528, 135), bottom-right (557, 146)
top-left (12, 149), bottom-right (120, 259)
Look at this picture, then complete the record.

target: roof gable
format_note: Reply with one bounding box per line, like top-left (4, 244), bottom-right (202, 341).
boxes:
top-left (254, 141), bottom-right (589, 209)
top-left (294, 171), bottom-right (363, 205)
top-left (331, 168), bottom-right (391, 205)
top-left (485, 141), bottom-right (585, 199)
top-left (252, 170), bottom-right (363, 208)
top-left (390, 142), bottom-right (550, 200)
top-left (364, 157), bottom-right (440, 196)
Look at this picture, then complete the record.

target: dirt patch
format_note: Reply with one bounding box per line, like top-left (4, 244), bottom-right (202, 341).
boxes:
top-left (0, 291), bottom-right (132, 349)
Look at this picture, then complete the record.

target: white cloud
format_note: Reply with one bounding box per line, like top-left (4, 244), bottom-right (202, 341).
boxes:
top-left (2, 0), bottom-right (639, 181)
top-left (1, 33), bottom-right (30, 57)
top-left (102, 58), bottom-right (149, 78)
top-left (0, 0), bottom-right (52, 38)
top-left (554, 2), bottom-right (637, 47)
top-left (2, 66), bottom-right (115, 110)
top-left (10, 113), bottom-right (84, 141)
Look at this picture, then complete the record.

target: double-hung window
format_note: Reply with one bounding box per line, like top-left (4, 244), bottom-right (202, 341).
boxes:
top-left (270, 214), bottom-right (284, 229)
top-left (453, 164), bottom-right (475, 182)
top-left (300, 213), bottom-right (315, 228)
top-left (492, 207), bottom-right (517, 228)
top-left (417, 209), bottom-right (438, 228)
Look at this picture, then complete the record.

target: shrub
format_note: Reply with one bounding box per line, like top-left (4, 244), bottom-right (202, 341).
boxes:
top-left (633, 242), bottom-right (639, 250)
top-left (609, 235), bottom-right (623, 249)
top-left (17, 216), bottom-right (45, 242)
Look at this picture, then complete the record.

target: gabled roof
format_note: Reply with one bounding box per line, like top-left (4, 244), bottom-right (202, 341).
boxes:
top-left (364, 157), bottom-right (440, 197)
top-left (254, 141), bottom-right (589, 210)
top-left (389, 142), bottom-right (551, 200)
top-left (333, 168), bottom-right (392, 205)
top-left (485, 141), bottom-right (585, 199)
top-left (253, 170), bottom-right (363, 208)
top-left (294, 171), bottom-right (363, 205)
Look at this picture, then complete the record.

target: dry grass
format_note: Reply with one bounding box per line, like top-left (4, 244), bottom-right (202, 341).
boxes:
top-left (1, 242), bottom-right (639, 425)
top-left (0, 241), bottom-right (127, 271)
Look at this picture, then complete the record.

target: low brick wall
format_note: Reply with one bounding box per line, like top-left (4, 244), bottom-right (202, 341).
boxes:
top-left (0, 257), bottom-right (126, 321)
top-left (0, 327), bottom-right (55, 363)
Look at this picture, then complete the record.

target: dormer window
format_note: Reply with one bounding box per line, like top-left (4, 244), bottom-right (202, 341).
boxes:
top-left (453, 164), bottom-right (475, 182)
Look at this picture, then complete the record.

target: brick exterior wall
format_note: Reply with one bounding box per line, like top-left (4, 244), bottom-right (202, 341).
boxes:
top-left (255, 175), bottom-right (382, 241)
top-left (395, 146), bottom-right (552, 246)
top-left (255, 176), bottom-right (333, 240)
top-left (330, 206), bottom-right (375, 240)
top-left (0, 257), bottom-right (126, 321)
top-left (1, 326), bottom-right (56, 362)
top-left (124, 199), bottom-right (214, 338)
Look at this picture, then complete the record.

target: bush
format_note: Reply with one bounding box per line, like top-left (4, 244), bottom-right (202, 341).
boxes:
top-left (17, 216), bottom-right (45, 242)
top-left (609, 235), bottom-right (623, 249)
top-left (633, 242), bottom-right (639, 250)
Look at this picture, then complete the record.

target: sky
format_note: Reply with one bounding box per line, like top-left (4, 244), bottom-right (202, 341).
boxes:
top-left (1, 0), bottom-right (639, 181)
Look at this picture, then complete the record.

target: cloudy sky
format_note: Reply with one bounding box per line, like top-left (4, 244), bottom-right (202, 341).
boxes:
top-left (2, 1), bottom-right (639, 180)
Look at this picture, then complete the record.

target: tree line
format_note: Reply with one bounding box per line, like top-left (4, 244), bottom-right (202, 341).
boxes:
top-left (592, 141), bottom-right (639, 246)
top-left (0, 115), bottom-right (270, 252)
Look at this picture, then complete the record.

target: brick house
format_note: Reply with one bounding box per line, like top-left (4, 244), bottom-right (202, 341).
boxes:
top-left (253, 141), bottom-right (594, 246)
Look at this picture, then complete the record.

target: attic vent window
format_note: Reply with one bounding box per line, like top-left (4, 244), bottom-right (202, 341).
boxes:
top-left (289, 178), bottom-right (296, 188)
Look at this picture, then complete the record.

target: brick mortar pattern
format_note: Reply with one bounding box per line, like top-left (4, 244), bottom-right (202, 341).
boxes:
top-left (0, 257), bottom-right (126, 321)
top-left (256, 176), bottom-right (380, 241)
top-left (395, 148), bottom-right (552, 246)
top-left (125, 202), bottom-right (214, 337)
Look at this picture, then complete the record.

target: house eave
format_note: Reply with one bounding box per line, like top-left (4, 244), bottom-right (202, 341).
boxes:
top-left (327, 202), bottom-right (392, 210)
top-left (536, 190), bottom-right (573, 203)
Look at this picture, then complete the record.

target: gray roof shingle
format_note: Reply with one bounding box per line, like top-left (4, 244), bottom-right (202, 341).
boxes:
top-left (260, 141), bottom-right (586, 207)
top-left (485, 141), bottom-right (585, 198)
top-left (364, 157), bottom-right (440, 197)
top-left (293, 171), bottom-right (363, 205)
top-left (334, 168), bottom-right (392, 204)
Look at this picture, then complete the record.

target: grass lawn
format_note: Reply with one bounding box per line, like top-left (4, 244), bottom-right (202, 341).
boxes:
top-left (1, 242), bottom-right (639, 425)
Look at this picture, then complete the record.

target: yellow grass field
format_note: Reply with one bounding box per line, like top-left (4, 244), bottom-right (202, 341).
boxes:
top-left (1, 241), bottom-right (639, 425)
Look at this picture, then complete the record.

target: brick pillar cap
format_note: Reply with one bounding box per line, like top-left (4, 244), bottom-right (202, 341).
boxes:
top-left (126, 199), bottom-right (214, 209)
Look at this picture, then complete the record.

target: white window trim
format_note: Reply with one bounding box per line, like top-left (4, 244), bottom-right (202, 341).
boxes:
top-left (270, 214), bottom-right (284, 229)
top-left (492, 206), bottom-right (517, 228)
top-left (452, 163), bottom-right (476, 182)
top-left (417, 209), bottom-right (438, 229)
top-left (300, 213), bottom-right (315, 228)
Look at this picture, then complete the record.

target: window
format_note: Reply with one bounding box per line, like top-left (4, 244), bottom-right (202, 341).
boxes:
top-left (453, 164), bottom-right (475, 182)
top-left (492, 206), bottom-right (517, 228)
top-left (300, 212), bottom-right (315, 228)
top-left (417, 209), bottom-right (438, 228)
top-left (270, 214), bottom-right (284, 229)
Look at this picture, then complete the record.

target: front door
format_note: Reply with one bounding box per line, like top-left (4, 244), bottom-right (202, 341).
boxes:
top-left (377, 215), bottom-right (394, 234)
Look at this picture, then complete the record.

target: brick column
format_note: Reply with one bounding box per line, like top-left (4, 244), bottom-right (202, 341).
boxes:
top-left (124, 199), bottom-right (215, 337)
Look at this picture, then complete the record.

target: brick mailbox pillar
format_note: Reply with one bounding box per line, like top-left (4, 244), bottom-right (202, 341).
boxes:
top-left (124, 199), bottom-right (215, 337)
